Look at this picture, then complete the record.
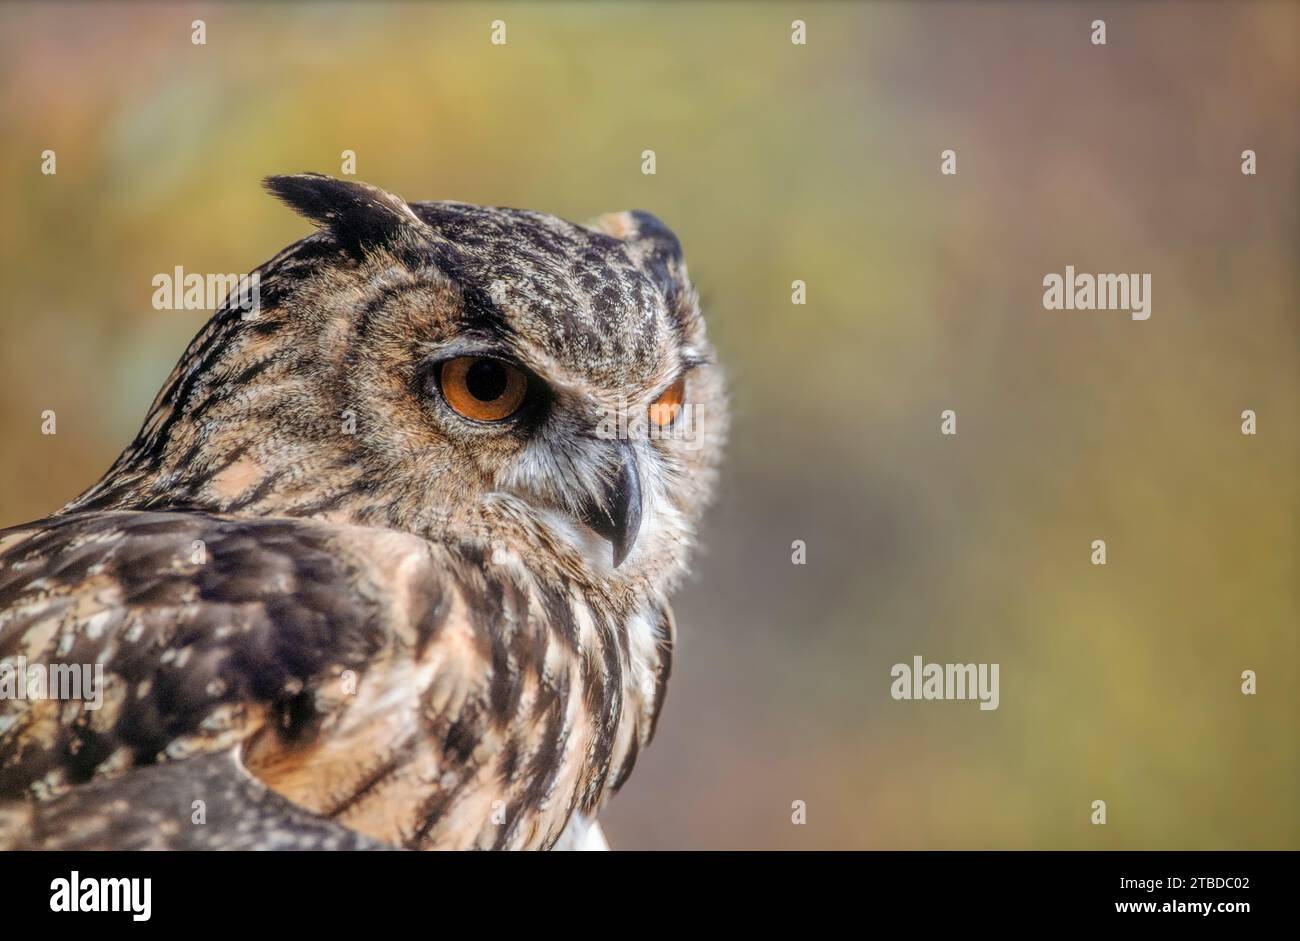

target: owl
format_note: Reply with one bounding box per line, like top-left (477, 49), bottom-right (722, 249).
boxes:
top-left (0, 174), bottom-right (724, 850)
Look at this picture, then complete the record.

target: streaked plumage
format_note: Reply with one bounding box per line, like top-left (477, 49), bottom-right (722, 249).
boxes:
top-left (0, 175), bottom-right (723, 849)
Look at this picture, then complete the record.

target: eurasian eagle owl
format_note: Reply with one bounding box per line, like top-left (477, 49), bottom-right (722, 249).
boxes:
top-left (0, 174), bottom-right (724, 850)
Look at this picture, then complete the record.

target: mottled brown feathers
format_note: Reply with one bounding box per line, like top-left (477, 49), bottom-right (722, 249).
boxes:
top-left (0, 510), bottom-right (671, 849)
top-left (0, 175), bottom-right (723, 850)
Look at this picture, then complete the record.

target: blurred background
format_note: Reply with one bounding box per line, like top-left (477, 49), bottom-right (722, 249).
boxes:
top-left (0, 1), bottom-right (1295, 848)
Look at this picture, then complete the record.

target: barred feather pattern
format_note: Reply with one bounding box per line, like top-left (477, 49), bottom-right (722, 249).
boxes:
top-left (0, 511), bottom-right (672, 849)
top-left (0, 175), bottom-right (721, 850)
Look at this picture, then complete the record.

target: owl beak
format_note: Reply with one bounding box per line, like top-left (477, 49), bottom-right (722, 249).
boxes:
top-left (579, 443), bottom-right (642, 568)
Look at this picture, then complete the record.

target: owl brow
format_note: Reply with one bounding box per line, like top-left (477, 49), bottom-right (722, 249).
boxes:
top-left (456, 282), bottom-right (517, 340)
top-left (649, 355), bottom-right (709, 399)
top-left (419, 334), bottom-right (518, 362)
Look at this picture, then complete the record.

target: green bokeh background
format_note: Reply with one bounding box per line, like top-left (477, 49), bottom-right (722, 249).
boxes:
top-left (0, 1), bottom-right (1295, 848)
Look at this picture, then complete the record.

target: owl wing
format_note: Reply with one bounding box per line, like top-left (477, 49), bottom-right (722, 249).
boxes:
top-left (0, 509), bottom-right (514, 850)
top-left (0, 750), bottom-right (393, 849)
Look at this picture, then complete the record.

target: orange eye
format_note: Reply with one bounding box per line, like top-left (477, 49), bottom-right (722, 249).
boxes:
top-left (439, 357), bottom-right (529, 422)
top-left (648, 378), bottom-right (686, 428)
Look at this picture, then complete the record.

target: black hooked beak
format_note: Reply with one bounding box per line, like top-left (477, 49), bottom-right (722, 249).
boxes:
top-left (579, 442), bottom-right (642, 568)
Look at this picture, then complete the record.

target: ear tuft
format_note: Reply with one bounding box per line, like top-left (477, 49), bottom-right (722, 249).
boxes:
top-left (591, 209), bottom-right (683, 262)
top-left (263, 173), bottom-right (426, 258)
top-left (592, 209), bottom-right (685, 302)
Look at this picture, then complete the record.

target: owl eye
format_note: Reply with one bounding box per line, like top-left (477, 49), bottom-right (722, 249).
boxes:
top-left (648, 377), bottom-right (686, 428)
top-left (438, 356), bottom-right (529, 422)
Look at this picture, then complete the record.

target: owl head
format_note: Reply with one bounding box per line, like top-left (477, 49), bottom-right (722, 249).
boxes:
top-left (78, 174), bottom-right (725, 599)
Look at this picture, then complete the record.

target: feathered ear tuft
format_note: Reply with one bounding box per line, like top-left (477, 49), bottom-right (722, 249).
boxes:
top-left (263, 173), bottom-right (427, 259)
top-left (591, 209), bottom-right (686, 304)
